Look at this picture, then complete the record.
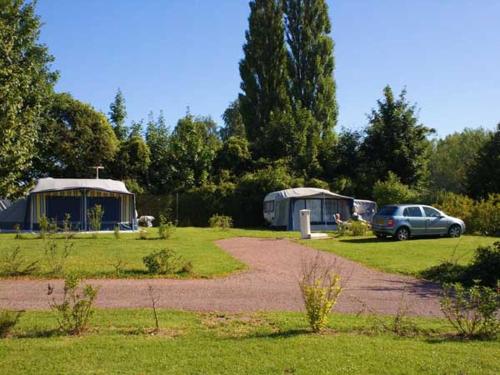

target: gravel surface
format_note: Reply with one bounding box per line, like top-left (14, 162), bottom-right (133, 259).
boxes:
top-left (0, 238), bottom-right (443, 316)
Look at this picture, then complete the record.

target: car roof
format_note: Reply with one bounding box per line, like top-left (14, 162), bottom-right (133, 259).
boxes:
top-left (381, 204), bottom-right (433, 208)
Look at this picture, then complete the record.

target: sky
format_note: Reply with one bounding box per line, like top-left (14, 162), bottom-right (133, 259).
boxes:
top-left (36, 0), bottom-right (500, 138)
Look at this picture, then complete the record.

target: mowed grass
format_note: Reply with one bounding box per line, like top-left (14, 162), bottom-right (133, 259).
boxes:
top-left (0, 228), bottom-right (297, 279)
top-left (0, 309), bottom-right (498, 375)
top-left (303, 235), bottom-right (498, 276)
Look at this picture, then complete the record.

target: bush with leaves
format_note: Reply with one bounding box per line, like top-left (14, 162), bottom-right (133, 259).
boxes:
top-left (440, 282), bottom-right (499, 339)
top-left (209, 214), bottom-right (233, 230)
top-left (39, 215), bottom-right (49, 239)
top-left (470, 194), bottom-right (500, 236)
top-left (0, 310), bottom-right (23, 338)
top-left (463, 242), bottom-right (500, 287)
top-left (48, 274), bottom-right (98, 335)
top-left (138, 228), bottom-right (148, 240)
top-left (143, 249), bottom-right (192, 275)
top-left (0, 247), bottom-right (39, 276)
top-left (44, 239), bottom-right (73, 275)
top-left (88, 204), bottom-right (104, 234)
top-left (434, 191), bottom-right (474, 230)
top-left (373, 172), bottom-right (419, 207)
top-left (158, 215), bottom-right (176, 239)
top-left (299, 254), bottom-right (342, 332)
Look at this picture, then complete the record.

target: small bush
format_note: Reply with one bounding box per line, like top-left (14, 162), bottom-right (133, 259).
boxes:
top-left (111, 256), bottom-right (127, 276)
top-left (114, 225), bottom-right (120, 239)
top-left (13, 224), bottom-right (22, 240)
top-left (208, 214), bottom-right (233, 230)
top-left (138, 228), bottom-right (148, 240)
top-left (44, 239), bottom-right (73, 275)
top-left (440, 282), bottom-right (499, 339)
top-left (48, 274), bottom-right (98, 335)
top-left (299, 254), bottom-right (342, 332)
top-left (143, 249), bottom-right (191, 275)
top-left (350, 220), bottom-right (369, 236)
top-left (158, 215), bottom-right (176, 239)
top-left (88, 205), bottom-right (104, 235)
top-left (420, 261), bottom-right (468, 285)
top-left (470, 194), bottom-right (500, 236)
top-left (0, 247), bottom-right (39, 276)
top-left (39, 215), bottom-right (49, 239)
top-left (0, 310), bottom-right (23, 338)
top-left (464, 242), bottom-right (500, 287)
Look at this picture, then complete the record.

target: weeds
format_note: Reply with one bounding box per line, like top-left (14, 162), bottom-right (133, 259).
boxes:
top-left (158, 215), bottom-right (176, 239)
top-left (88, 205), bottom-right (104, 237)
top-left (0, 247), bottom-right (39, 276)
top-left (0, 310), bottom-right (24, 338)
top-left (143, 249), bottom-right (192, 275)
top-left (147, 285), bottom-right (160, 333)
top-left (44, 239), bottom-right (73, 275)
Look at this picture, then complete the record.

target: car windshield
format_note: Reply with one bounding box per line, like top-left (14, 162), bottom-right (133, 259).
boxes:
top-left (377, 206), bottom-right (398, 216)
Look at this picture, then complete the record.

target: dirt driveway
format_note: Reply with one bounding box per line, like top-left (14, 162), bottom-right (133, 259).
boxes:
top-left (0, 238), bottom-right (442, 316)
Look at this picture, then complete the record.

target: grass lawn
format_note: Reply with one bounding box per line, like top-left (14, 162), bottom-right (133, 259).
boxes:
top-left (303, 235), bottom-right (498, 277)
top-left (0, 228), bottom-right (297, 279)
top-left (0, 309), bottom-right (498, 374)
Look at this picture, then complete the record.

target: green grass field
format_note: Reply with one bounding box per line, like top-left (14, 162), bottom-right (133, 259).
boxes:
top-left (0, 228), bottom-right (297, 279)
top-left (1, 309), bottom-right (499, 374)
top-left (304, 235), bottom-right (498, 276)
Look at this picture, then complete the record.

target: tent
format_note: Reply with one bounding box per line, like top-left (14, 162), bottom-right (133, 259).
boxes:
top-left (353, 199), bottom-right (378, 223)
top-left (263, 187), bottom-right (355, 231)
top-left (0, 178), bottom-right (137, 231)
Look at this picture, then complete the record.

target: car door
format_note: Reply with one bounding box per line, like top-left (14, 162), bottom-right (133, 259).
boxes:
top-left (423, 206), bottom-right (448, 235)
top-left (402, 206), bottom-right (426, 235)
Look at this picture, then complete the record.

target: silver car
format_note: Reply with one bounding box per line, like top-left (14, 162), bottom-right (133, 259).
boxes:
top-left (372, 204), bottom-right (466, 241)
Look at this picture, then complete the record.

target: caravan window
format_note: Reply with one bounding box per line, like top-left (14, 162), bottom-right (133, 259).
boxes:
top-left (263, 200), bottom-right (274, 213)
top-left (324, 199), bottom-right (338, 223)
top-left (307, 199), bottom-right (322, 222)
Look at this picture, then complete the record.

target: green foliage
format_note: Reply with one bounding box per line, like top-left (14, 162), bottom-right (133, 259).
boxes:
top-left (39, 215), bottom-right (49, 239)
top-left (142, 249), bottom-right (192, 275)
top-left (113, 225), bottom-right (120, 240)
top-left (373, 172), bottom-right (419, 207)
top-left (0, 246), bottom-right (39, 276)
top-left (145, 112), bottom-right (170, 194)
top-left (0, 0), bottom-right (57, 198)
top-left (35, 93), bottom-right (118, 178)
top-left (299, 256), bottom-right (342, 332)
top-left (48, 274), bottom-right (98, 335)
top-left (434, 191), bottom-right (475, 230)
top-left (108, 88), bottom-right (128, 141)
top-left (429, 128), bottom-right (491, 194)
top-left (239, 0), bottom-right (292, 160)
top-left (208, 214), bottom-right (233, 231)
top-left (44, 239), bottom-right (73, 275)
top-left (88, 205), bottom-right (104, 234)
top-left (138, 228), bottom-right (148, 240)
top-left (220, 99), bottom-right (246, 140)
top-left (13, 224), bottom-right (22, 240)
top-left (112, 134), bottom-right (151, 183)
top-left (359, 86), bottom-right (433, 195)
top-left (350, 221), bottom-right (369, 236)
top-left (158, 215), bottom-right (176, 239)
top-left (470, 194), bottom-right (500, 236)
top-left (215, 136), bottom-right (251, 174)
top-left (440, 282), bottom-right (499, 339)
top-left (467, 124), bottom-right (500, 199)
top-left (0, 310), bottom-right (23, 338)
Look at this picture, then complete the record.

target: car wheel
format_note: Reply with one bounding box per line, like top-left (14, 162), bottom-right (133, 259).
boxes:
top-left (448, 224), bottom-right (462, 238)
top-left (395, 227), bottom-right (410, 241)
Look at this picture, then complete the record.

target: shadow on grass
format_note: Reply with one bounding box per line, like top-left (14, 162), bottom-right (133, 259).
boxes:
top-left (338, 237), bottom-right (392, 244)
top-left (14, 328), bottom-right (60, 339)
top-left (245, 328), bottom-right (311, 339)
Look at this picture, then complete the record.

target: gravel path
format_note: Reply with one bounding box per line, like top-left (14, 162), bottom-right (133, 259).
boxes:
top-left (0, 238), bottom-right (442, 316)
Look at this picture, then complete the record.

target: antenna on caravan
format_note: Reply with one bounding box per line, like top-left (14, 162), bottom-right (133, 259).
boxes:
top-left (91, 166), bottom-right (104, 179)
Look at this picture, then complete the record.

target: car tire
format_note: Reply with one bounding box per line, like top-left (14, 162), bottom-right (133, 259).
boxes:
top-left (395, 227), bottom-right (410, 241)
top-left (448, 224), bottom-right (462, 238)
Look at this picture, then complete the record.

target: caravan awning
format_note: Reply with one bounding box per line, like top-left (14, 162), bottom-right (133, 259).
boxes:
top-left (264, 187), bottom-right (353, 202)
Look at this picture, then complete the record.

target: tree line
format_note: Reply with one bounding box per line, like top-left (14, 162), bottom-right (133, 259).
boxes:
top-left (1, 0), bottom-right (498, 225)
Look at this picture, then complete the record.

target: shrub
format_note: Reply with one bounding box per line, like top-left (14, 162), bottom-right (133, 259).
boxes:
top-left (350, 220), bottom-right (369, 236)
top-left (0, 310), bottom-right (23, 338)
top-left (470, 194), bottom-right (500, 236)
top-left (158, 215), bottom-right (176, 239)
top-left (62, 213), bottom-right (72, 233)
top-left (299, 254), bottom-right (342, 332)
top-left (111, 256), bottom-right (127, 276)
top-left (143, 249), bottom-right (191, 275)
top-left (464, 242), bottom-right (500, 287)
top-left (39, 215), bottom-right (49, 239)
top-left (44, 239), bottom-right (73, 275)
top-left (440, 282), bottom-right (499, 339)
top-left (138, 228), bottom-right (148, 240)
top-left (373, 172), bottom-right (419, 207)
top-left (87, 204), bottom-right (104, 234)
top-left (48, 274), bottom-right (98, 335)
top-left (209, 214), bottom-right (233, 230)
top-left (420, 262), bottom-right (468, 285)
top-left (0, 247), bottom-right (39, 276)
top-left (13, 224), bottom-right (22, 240)
top-left (434, 191), bottom-right (474, 230)
top-left (113, 225), bottom-right (120, 239)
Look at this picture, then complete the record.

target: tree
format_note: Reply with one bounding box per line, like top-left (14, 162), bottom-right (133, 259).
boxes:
top-left (373, 172), bottom-right (419, 207)
top-left (0, 0), bottom-right (57, 197)
top-left (467, 124), bottom-right (500, 199)
top-left (167, 114), bottom-right (221, 191)
top-left (429, 128), bottom-right (491, 194)
top-left (146, 112), bottom-right (171, 193)
top-left (108, 89), bottom-right (128, 141)
top-left (214, 136), bottom-right (252, 175)
top-left (239, 0), bottom-right (293, 160)
top-left (220, 99), bottom-right (246, 140)
top-left (37, 93), bottom-right (119, 178)
top-left (284, 0), bottom-right (337, 139)
top-left (359, 86), bottom-right (433, 195)
top-left (112, 134), bottom-right (151, 183)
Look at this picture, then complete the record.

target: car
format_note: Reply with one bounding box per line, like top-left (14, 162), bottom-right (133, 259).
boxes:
top-left (372, 204), bottom-right (466, 241)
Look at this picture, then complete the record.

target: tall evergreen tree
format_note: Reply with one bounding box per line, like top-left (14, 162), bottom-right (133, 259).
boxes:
top-left (359, 86), bottom-right (433, 195)
top-left (109, 88), bottom-right (128, 141)
top-left (0, 0), bottom-right (57, 197)
top-left (284, 0), bottom-right (337, 138)
top-left (146, 112), bottom-right (171, 193)
top-left (239, 0), bottom-right (293, 160)
top-left (220, 99), bottom-right (246, 140)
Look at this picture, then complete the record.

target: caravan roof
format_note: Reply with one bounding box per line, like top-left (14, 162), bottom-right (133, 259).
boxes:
top-left (264, 187), bottom-right (353, 202)
top-left (31, 178), bottom-right (132, 195)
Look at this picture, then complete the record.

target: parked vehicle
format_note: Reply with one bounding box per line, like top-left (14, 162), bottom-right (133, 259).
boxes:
top-left (372, 204), bottom-right (465, 241)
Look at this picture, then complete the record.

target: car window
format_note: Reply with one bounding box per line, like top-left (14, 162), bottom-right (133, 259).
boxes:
top-left (423, 206), bottom-right (441, 217)
top-left (403, 207), bottom-right (423, 217)
top-left (377, 206), bottom-right (397, 216)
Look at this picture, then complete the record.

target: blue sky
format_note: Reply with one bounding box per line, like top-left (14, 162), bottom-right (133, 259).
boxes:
top-left (36, 0), bottom-right (500, 137)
